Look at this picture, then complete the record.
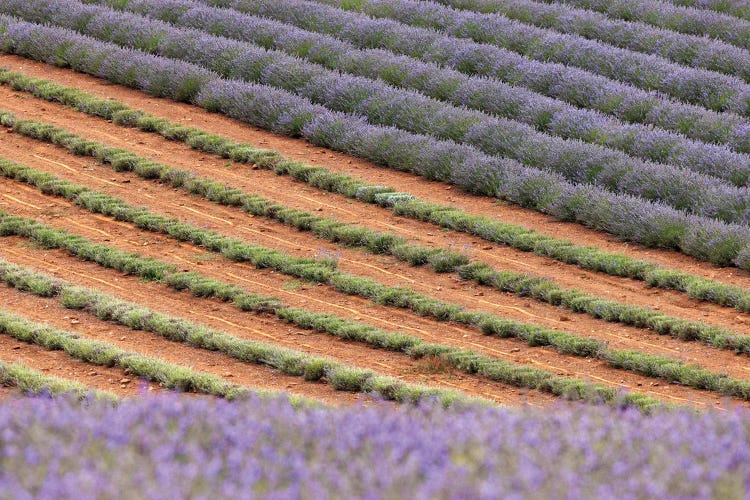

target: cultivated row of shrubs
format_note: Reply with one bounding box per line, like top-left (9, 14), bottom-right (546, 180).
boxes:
top-left (2, 17), bottom-right (749, 268)
top-left (205, 0), bottom-right (750, 150)
top-left (3, 116), bottom-right (748, 358)
top-left (0, 121), bottom-right (468, 269)
top-left (0, 167), bottom-right (599, 364)
top-left (423, 0), bottom-right (750, 80)
top-left (13, 0), bottom-right (750, 225)
top-left (0, 310), bottom-right (290, 401)
top-left (667, 0), bottom-right (750, 20)
top-left (0, 260), bottom-right (475, 407)
top-left (103, 0), bottom-right (750, 186)
top-left (4, 71), bottom-right (750, 316)
top-left (3, 209), bottom-right (748, 407)
top-left (313, 0), bottom-right (750, 114)
top-left (0, 359), bottom-right (110, 399)
top-left (0, 212), bottom-right (671, 410)
top-left (541, 0), bottom-right (750, 50)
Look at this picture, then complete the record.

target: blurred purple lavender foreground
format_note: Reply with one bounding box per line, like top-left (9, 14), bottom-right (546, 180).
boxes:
top-left (1, 393), bottom-right (748, 498)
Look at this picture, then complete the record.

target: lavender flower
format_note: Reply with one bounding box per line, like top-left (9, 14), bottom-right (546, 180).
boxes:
top-left (0, 393), bottom-right (749, 497)
top-left (200, 0), bottom-right (750, 151)
top-left (2, 15), bottom-right (750, 269)
top-left (313, 0), bottom-right (750, 116)
top-left (8, 0), bottom-right (750, 227)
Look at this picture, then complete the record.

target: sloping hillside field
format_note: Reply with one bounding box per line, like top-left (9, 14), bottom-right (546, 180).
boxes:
top-left (3, 0), bottom-right (750, 495)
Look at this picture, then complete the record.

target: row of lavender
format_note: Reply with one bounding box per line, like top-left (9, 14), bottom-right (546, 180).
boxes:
top-left (536, 0), bottom-right (750, 50)
top-left (10, 0), bottom-right (750, 227)
top-left (196, 0), bottom-right (750, 153)
top-left (419, 0), bottom-right (750, 80)
top-left (2, 16), bottom-right (750, 270)
top-left (2, 394), bottom-right (749, 497)
top-left (307, 0), bottom-right (750, 115)
top-left (90, 0), bottom-right (750, 191)
top-left (669, 0), bottom-right (750, 20)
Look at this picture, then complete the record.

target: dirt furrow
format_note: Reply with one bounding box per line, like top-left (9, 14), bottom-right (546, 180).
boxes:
top-left (0, 180), bottom-right (706, 348)
top-left (4, 91), bottom-right (750, 330)
top-left (1, 115), bottom-right (744, 338)
top-left (0, 285), bottom-right (415, 407)
top-left (2, 160), bottom-right (750, 374)
top-left (0, 240), bottom-right (566, 408)
top-left (2, 149), bottom-right (732, 358)
top-left (2, 54), bottom-right (749, 291)
top-left (0, 228), bottom-right (741, 411)
top-left (0, 331), bottom-right (150, 397)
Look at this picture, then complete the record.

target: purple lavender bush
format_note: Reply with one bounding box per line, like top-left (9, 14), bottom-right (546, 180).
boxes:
top-left (427, 0), bottom-right (750, 81)
top-left (1, 392), bottom-right (749, 498)
top-left (313, 0), bottom-right (750, 115)
top-left (199, 0), bottom-right (750, 152)
top-left (9, 0), bottom-right (750, 226)
top-left (670, 0), bottom-right (750, 20)
top-left (534, 0), bottom-right (750, 50)
top-left (3, 16), bottom-right (750, 269)
top-left (100, 0), bottom-right (750, 186)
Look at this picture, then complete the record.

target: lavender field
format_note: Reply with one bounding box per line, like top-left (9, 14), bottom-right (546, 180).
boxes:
top-left (2, 393), bottom-right (749, 498)
top-left (1, 0), bottom-right (750, 496)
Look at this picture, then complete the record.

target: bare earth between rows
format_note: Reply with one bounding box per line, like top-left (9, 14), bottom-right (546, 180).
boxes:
top-left (0, 331), bottom-right (158, 398)
top-left (2, 136), bottom-right (750, 365)
top-left (2, 98), bottom-right (746, 335)
top-left (0, 239), bottom-right (565, 407)
top-left (2, 54), bottom-right (749, 290)
top-left (1, 58), bottom-right (749, 408)
top-left (2, 101), bottom-right (749, 339)
top-left (0, 240), bottom-right (734, 410)
top-left (0, 284), bottom-right (400, 407)
top-left (0, 189), bottom-right (743, 409)
top-left (0, 178), bottom-right (742, 371)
